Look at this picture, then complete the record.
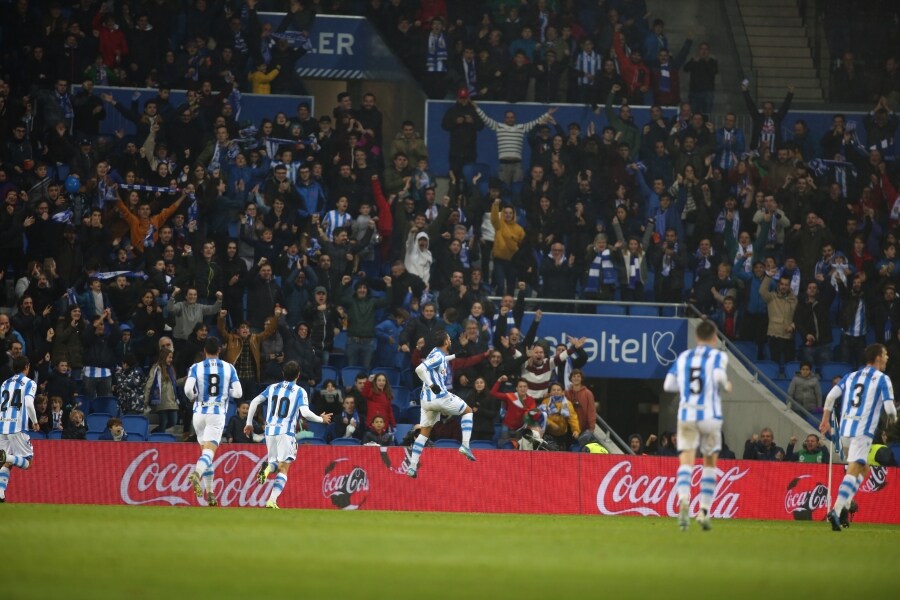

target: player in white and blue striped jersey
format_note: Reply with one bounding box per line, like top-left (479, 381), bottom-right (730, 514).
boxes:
top-left (183, 338), bottom-right (243, 506)
top-left (0, 356), bottom-right (39, 502)
top-left (406, 331), bottom-right (476, 478)
top-left (819, 343), bottom-right (897, 531)
top-left (663, 321), bottom-right (731, 531)
top-left (245, 361), bottom-right (332, 509)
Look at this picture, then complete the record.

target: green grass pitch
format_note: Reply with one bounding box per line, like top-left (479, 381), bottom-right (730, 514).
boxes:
top-left (6, 504), bottom-right (897, 600)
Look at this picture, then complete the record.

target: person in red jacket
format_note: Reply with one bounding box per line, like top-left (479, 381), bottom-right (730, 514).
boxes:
top-left (93, 11), bottom-right (129, 68)
top-left (362, 373), bottom-right (396, 431)
top-left (490, 375), bottom-right (537, 446)
top-left (611, 26), bottom-right (651, 105)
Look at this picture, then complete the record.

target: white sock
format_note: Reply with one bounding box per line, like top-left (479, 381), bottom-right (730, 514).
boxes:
top-left (195, 448), bottom-right (214, 477)
top-left (203, 469), bottom-right (214, 494)
top-left (699, 466), bottom-right (716, 512)
top-left (460, 413), bottom-right (473, 447)
top-left (269, 473), bottom-right (288, 503)
top-left (409, 434), bottom-right (428, 468)
top-left (0, 466), bottom-right (9, 498)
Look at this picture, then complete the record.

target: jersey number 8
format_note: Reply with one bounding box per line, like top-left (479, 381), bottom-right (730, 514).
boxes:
top-left (207, 374), bottom-right (220, 397)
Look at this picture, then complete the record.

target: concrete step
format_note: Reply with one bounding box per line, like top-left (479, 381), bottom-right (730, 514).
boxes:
top-left (747, 35), bottom-right (809, 48)
top-left (740, 5), bottom-right (799, 18)
top-left (757, 76), bottom-right (821, 89)
top-left (739, 0), bottom-right (793, 6)
top-left (750, 56), bottom-right (818, 69)
top-left (742, 15), bottom-right (804, 27)
top-left (758, 86), bottom-right (822, 101)
top-left (745, 25), bottom-right (807, 37)
top-left (751, 45), bottom-right (812, 59)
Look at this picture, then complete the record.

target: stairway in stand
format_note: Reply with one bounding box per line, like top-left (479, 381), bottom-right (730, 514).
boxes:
top-left (738, 0), bottom-right (823, 103)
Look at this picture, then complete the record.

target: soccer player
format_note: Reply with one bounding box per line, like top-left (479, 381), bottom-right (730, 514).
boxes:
top-left (663, 321), bottom-right (732, 531)
top-left (245, 361), bottom-right (332, 509)
top-left (819, 343), bottom-right (897, 531)
top-left (407, 330), bottom-right (476, 478)
top-left (0, 356), bottom-right (39, 502)
top-left (184, 337), bottom-right (242, 506)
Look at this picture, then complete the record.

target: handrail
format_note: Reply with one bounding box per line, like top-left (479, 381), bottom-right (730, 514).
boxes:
top-left (485, 295), bottom-right (688, 311)
top-left (721, 0), bottom-right (759, 99)
top-left (595, 412), bottom-right (634, 455)
top-left (682, 305), bottom-right (821, 427)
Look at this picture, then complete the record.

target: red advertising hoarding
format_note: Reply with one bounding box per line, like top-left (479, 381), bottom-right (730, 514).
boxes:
top-left (9, 441), bottom-right (898, 523)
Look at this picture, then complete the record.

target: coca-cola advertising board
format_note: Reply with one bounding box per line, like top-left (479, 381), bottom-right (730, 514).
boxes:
top-left (10, 441), bottom-right (900, 523)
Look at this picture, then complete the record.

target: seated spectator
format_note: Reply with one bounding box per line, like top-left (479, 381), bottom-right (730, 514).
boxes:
top-left (312, 380), bottom-right (343, 416)
top-left (363, 414), bottom-right (394, 446)
top-left (785, 433), bottom-right (828, 463)
top-left (329, 396), bottom-right (362, 442)
top-left (743, 427), bottom-right (784, 460)
top-left (541, 382), bottom-right (581, 448)
top-left (99, 417), bottom-right (128, 441)
top-left (226, 402), bottom-right (261, 443)
top-left (62, 409), bottom-right (87, 440)
top-left (787, 361), bottom-right (822, 412)
top-left (49, 396), bottom-right (64, 433)
top-left (34, 394), bottom-right (51, 434)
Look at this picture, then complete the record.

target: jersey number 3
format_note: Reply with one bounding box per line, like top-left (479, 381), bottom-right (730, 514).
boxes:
top-left (850, 383), bottom-right (864, 408)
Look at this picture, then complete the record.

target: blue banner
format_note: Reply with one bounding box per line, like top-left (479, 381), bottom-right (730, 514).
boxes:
top-left (518, 312), bottom-right (688, 379)
top-left (77, 86), bottom-right (314, 139)
top-left (259, 14), bottom-right (400, 80)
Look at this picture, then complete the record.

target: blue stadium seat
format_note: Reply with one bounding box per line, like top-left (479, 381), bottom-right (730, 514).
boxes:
top-left (330, 437), bottom-right (361, 446)
top-left (595, 305), bottom-right (626, 316)
top-left (755, 360), bottom-right (780, 381)
top-left (148, 433), bottom-right (178, 443)
top-left (394, 423), bottom-right (413, 445)
top-left (86, 431), bottom-right (103, 441)
top-left (392, 388), bottom-right (410, 409)
top-left (659, 306), bottom-right (681, 317)
top-left (74, 395), bottom-right (88, 412)
top-left (732, 340), bottom-right (759, 361)
top-left (372, 367), bottom-right (400, 388)
top-left (821, 380), bottom-right (834, 398)
top-left (47, 430), bottom-right (63, 440)
top-left (299, 437), bottom-right (327, 445)
top-left (433, 439), bottom-right (461, 449)
top-left (773, 379), bottom-right (791, 395)
top-left (391, 404), bottom-right (401, 426)
top-left (127, 433), bottom-right (146, 441)
top-left (499, 440), bottom-right (515, 450)
top-left (87, 413), bottom-right (113, 432)
top-left (225, 402), bottom-right (237, 423)
top-left (332, 330), bottom-right (348, 352)
top-left (821, 362), bottom-right (851, 384)
top-left (461, 163), bottom-right (492, 196)
top-left (341, 366), bottom-right (365, 388)
top-left (400, 406), bottom-right (420, 424)
top-left (470, 440), bottom-right (498, 450)
top-left (628, 305), bottom-right (660, 317)
top-left (26, 430), bottom-right (46, 440)
top-left (320, 366), bottom-right (339, 387)
top-left (91, 396), bottom-right (119, 416)
top-left (122, 415), bottom-right (149, 439)
top-left (400, 368), bottom-right (415, 389)
top-left (305, 422), bottom-right (329, 439)
top-left (783, 361), bottom-right (803, 378)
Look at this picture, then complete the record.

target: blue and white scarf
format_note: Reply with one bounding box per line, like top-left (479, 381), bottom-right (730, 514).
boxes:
top-left (426, 32), bottom-right (448, 72)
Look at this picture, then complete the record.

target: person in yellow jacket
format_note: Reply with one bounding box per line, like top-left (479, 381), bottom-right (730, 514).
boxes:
top-left (247, 63), bottom-right (280, 95)
top-left (541, 382), bottom-right (581, 447)
top-left (490, 196), bottom-right (524, 294)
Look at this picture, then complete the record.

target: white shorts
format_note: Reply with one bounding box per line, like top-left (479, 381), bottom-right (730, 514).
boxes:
top-left (841, 435), bottom-right (872, 465)
top-left (266, 434), bottom-right (298, 463)
top-left (0, 432), bottom-right (34, 461)
top-left (193, 414), bottom-right (226, 446)
top-left (677, 420), bottom-right (722, 456)
top-left (419, 392), bottom-right (468, 428)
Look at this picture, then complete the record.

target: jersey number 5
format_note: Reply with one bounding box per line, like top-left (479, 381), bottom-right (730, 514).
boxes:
top-left (689, 367), bottom-right (704, 395)
top-left (0, 389), bottom-right (22, 411)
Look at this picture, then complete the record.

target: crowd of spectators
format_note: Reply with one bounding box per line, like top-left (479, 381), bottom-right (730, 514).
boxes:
top-left (0, 1), bottom-right (898, 451)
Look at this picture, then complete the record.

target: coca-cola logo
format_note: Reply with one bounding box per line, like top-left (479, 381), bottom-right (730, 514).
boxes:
top-left (596, 460), bottom-right (748, 518)
top-left (860, 466), bottom-right (888, 493)
top-left (120, 449), bottom-right (272, 507)
top-left (322, 458), bottom-right (370, 510)
top-left (784, 475), bottom-right (829, 519)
